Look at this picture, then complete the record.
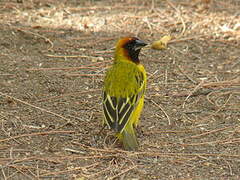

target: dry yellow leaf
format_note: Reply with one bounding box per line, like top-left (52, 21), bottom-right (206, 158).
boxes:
top-left (75, 177), bottom-right (85, 180)
top-left (151, 35), bottom-right (172, 50)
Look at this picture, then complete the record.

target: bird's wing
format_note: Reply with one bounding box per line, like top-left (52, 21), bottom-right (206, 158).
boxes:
top-left (103, 71), bottom-right (145, 133)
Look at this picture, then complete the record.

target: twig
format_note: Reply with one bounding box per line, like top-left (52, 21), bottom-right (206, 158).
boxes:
top-left (26, 60), bottom-right (110, 71)
top-left (224, 159), bottom-right (233, 176)
top-left (133, 152), bottom-right (240, 158)
top-left (206, 90), bottom-right (216, 106)
top-left (63, 148), bottom-right (85, 154)
top-left (36, 89), bottom-right (101, 102)
top-left (171, 88), bottom-right (211, 97)
top-left (1, 168), bottom-right (6, 180)
top-left (40, 162), bottom-right (100, 177)
top-left (215, 93), bottom-right (232, 113)
top-left (44, 54), bottom-right (91, 58)
top-left (202, 78), bottom-right (240, 88)
top-left (0, 74), bottom-right (15, 76)
top-left (107, 165), bottom-right (137, 180)
top-left (187, 126), bottom-right (236, 139)
top-left (146, 70), bottom-right (158, 80)
top-left (171, 87), bottom-right (240, 98)
top-left (166, 0), bottom-right (179, 13)
top-left (178, 15), bottom-right (186, 38)
top-left (17, 29), bottom-right (53, 50)
top-left (177, 65), bottom-right (197, 84)
top-left (9, 165), bottom-right (34, 180)
top-left (0, 92), bottom-right (72, 123)
top-left (169, 35), bottom-right (207, 43)
top-left (25, 65), bottom-right (105, 72)
top-left (166, 0), bottom-right (186, 38)
top-left (182, 80), bottom-right (204, 108)
top-left (143, 129), bottom-right (194, 135)
top-left (87, 166), bottom-right (111, 178)
top-left (143, 17), bottom-right (153, 35)
top-left (64, 73), bottom-right (104, 77)
top-left (231, 59), bottom-right (240, 68)
top-left (72, 141), bottom-right (125, 154)
top-left (164, 68), bottom-right (168, 86)
top-left (43, 54), bottom-right (107, 63)
top-left (179, 138), bottom-right (240, 147)
top-left (150, 0), bottom-right (155, 12)
top-left (0, 130), bottom-right (74, 143)
top-left (150, 100), bottom-right (171, 125)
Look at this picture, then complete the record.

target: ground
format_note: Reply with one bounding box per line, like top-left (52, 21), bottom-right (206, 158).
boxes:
top-left (0, 0), bottom-right (240, 179)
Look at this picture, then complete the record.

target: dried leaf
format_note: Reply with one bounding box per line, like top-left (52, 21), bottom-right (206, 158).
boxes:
top-left (151, 35), bottom-right (172, 50)
top-left (75, 177), bottom-right (85, 180)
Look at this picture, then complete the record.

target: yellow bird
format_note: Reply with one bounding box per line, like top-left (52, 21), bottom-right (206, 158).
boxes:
top-left (102, 37), bottom-right (147, 151)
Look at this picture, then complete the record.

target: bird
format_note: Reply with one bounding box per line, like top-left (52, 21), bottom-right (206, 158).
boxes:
top-left (102, 37), bottom-right (147, 151)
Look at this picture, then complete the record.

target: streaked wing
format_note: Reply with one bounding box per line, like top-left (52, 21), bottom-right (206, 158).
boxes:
top-left (103, 71), bottom-right (145, 133)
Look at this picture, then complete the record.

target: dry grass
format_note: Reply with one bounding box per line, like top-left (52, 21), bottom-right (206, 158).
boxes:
top-left (0, 0), bottom-right (240, 179)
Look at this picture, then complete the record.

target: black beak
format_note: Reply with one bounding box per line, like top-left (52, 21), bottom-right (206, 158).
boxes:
top-left (135, 39), bottom-right (147, 50)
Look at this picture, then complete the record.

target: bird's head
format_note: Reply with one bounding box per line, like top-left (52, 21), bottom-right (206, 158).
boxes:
top-left (114, 37), bottom-right (147, 64)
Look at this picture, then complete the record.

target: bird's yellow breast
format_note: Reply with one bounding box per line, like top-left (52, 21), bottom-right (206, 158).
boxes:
top-left (104, 61), bottom-right (146, 98)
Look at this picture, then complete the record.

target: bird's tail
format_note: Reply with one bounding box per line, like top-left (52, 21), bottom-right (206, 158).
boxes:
top-left (117, 125), bottom-right (138, 151)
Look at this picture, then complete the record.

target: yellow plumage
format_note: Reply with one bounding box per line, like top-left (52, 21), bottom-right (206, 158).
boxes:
top-left (102, 37), bottom-right (147, 151)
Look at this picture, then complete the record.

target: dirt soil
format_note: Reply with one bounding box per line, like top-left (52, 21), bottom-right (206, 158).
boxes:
top-left (0, 0), bottom-right (240, 179)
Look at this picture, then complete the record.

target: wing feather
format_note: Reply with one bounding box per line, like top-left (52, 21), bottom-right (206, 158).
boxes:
top-left (103, 70), bottom-right (145, 133)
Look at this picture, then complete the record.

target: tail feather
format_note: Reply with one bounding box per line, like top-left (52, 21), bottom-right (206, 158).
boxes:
top-left (122, 128), bottom-right (138, 151)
